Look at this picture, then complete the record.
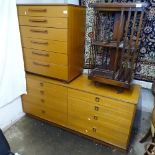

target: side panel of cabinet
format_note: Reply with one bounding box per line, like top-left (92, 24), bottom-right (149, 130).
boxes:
top-left (67, 6), bottom-right (86, 81)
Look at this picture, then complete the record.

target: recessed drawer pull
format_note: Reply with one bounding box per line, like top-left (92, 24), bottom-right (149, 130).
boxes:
top-left (40, 90), bottom-right (44, 95)
top-left (29, 19), bottom-right (47, 23)
top-left (41, 110), bottom-right (46, 114)
top-left (30, 29), bottom-right (48, 33)
top-left (93, 116), bottom-right (98, 120)
top-left (40, 82), bottom-right (44, 86)
top-left (41, 99), bottom-right (45, 103)
top-left (94, 106), bottom-right (99, 111)
top-left (28, 9), bottom-right (47, 12)
top-left (33, 62), bottom-right (50, 68)
top-left (92, 128), bottom-right (96, 133)
top-left (31, 41), bottom-right (48, 45)
top-left (32, 51), bottom-right (49, 57)
top-left (95, 97), bottom-right (100, 102)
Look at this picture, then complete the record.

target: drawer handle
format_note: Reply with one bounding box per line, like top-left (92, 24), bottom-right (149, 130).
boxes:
top-left (33, 62), bottom-right (50, 68)
top-left (92, 128), bottom-right (96, 133)
top-left (93, 116), bottom-right (98, 120)
top-left (95, 97), bottom-right (100, 102)
top-left (31, 40), bottom-right (48, 45)
top-left (28, 9), bottom-right (47, 12)
top-left (32, 51), bottom-right (49, 57)
top-left (40, 82), bottom-right (44, 86)
top-left (41, 110), bottom-right (46, 114)
top-left (29, 19), bottom-right (47, 23)
top-left (41, 99), bottom-right (45, 103)
top-left (94, 106), bottom-right (99, 111)
top-left (30, 29), bottom-right (48, 34)
top-left (40, 90), bottom-right (44, 95)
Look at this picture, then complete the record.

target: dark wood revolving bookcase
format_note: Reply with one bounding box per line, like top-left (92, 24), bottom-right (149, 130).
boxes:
top-left (88, 2), bottom-right (148, 88)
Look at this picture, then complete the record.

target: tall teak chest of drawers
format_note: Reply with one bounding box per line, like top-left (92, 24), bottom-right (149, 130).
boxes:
top-left (18, 4), bottom-right (86, 82)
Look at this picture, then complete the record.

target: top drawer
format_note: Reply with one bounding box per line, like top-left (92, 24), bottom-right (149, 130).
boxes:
top-left (17, 6), bottom-right (68, 17)
top-left (68, 89), bottom-right (103, 104)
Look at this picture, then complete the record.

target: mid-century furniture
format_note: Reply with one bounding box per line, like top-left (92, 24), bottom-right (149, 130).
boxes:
top-left (17, 3), bottom-right (141, 151)
top-left (88, 2), bottom-right (147, 88)
top-left (18, 4), bottom-right (85, 82)
top-left (22, 73), bottom-right (140, 150)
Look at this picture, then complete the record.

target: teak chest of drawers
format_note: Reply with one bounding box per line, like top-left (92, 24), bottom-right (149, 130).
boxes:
top-left (17, 4), bottom-right (86, 82)
top-left (22, 74), bottom-right (141, 150)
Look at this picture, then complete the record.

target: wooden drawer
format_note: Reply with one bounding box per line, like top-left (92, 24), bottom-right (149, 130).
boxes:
top-left (23, 48), bottom-right (68, 66)
top-left (45, 109), bottom-right (67, 126)
top-left (68, 89), bottom-right (103, 104)
top-left (18, 6), bottom-right (68, 17)
top-left (23, 102), bottom-right (46, 118)
top-left (25, 59), bottom-right (68, 80)
top-left (44, 83), bottom-right (67, 113)
top-left (26, 76), bottom-right (45, 91)
top-left (91, 126), bottom-right (128, 149)
top-left (68, 115), bottom-right (93, 137)
top-left (22, 93), bottom-right (45, 107)
top-left (24, 88), bottom-right (45, 98)
top-left (18, 16), bottom-right (68, 28)
top-left (22, 38), bottom-right (67, 54)
top-left (44, 83), bottom-right (67, 98)
top-left (20, 26), bottom-right (67, 41)
top-left (68, 97), bottom-right (95, 137)
top-left (68, 97), bottom-right (94, 117)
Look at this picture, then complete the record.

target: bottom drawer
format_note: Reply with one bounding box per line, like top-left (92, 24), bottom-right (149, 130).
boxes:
top-left (45, 109), bottom-right (67, 127)
top-left (92, 127), bottom-right (128, 149)
top-left (25, 59), bottom-right (68, 81)
top-left (23, 102), bottom-right (46, 119)
top-left (68, 115), bottom-right (93, 137)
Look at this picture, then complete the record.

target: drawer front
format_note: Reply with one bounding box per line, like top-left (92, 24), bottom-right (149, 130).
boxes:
top-left (44, 83), bottom-right (67, 113)
top-left (22, 38), bottom-right (67, 54)
top-left (68, 89), bottom-right (103, 104)
top-left (92, 126), bottom-right (128, 149)
top-left (45, 109), bottom-right (67, 126)
top-left (26, 76), bottom-right (45, 90)
top-left (20, 26), bottom-right (67, 41)
top-left (68, 97), bottom-right (94, 118)
top-left (22, 93), bottom-right (45, 107)
top-left (68, 97), bottom-right (94, 136)
top-left (45, 83), bottom-right (67, 99)
top-left (23, 48), bottom-right (68, 66)
top-left (68, 115), bottom-right (93, 137)
top-left (25, 59), bottom-right (68, 80)
top-left (23, 102), bottom-right (46, 118)
top-left (19, 16), bottom-right (68, 28)
top-left (18, 6), bottom-right (68, 17)
top-left (24, 88), bottom-right (45, 99)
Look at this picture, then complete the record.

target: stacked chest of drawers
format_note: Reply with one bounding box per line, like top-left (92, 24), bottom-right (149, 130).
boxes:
top-left (18, 4), bottom-right (86, 82)
top-left (18, 4), bottom-right (140, 151)
top-left (23, 73), bottom-right (140, 150)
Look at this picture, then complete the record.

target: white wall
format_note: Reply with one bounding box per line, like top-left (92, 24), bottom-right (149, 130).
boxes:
top-left (0, 97), bottom-right (25, 131)
top-left (16, 0), bottom-right (79, 5)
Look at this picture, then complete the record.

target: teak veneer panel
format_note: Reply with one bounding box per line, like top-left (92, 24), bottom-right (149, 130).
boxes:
top-left (22, 38), bottom-right (67, 54)
top-left (18, 5), bottom-right (69, 17)
top-left (22, 74), bottom-right (140, 150)
top-left (18, 5), bottom-right (86, 82)
top-left (18, 16), bottom-right (68, 28)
